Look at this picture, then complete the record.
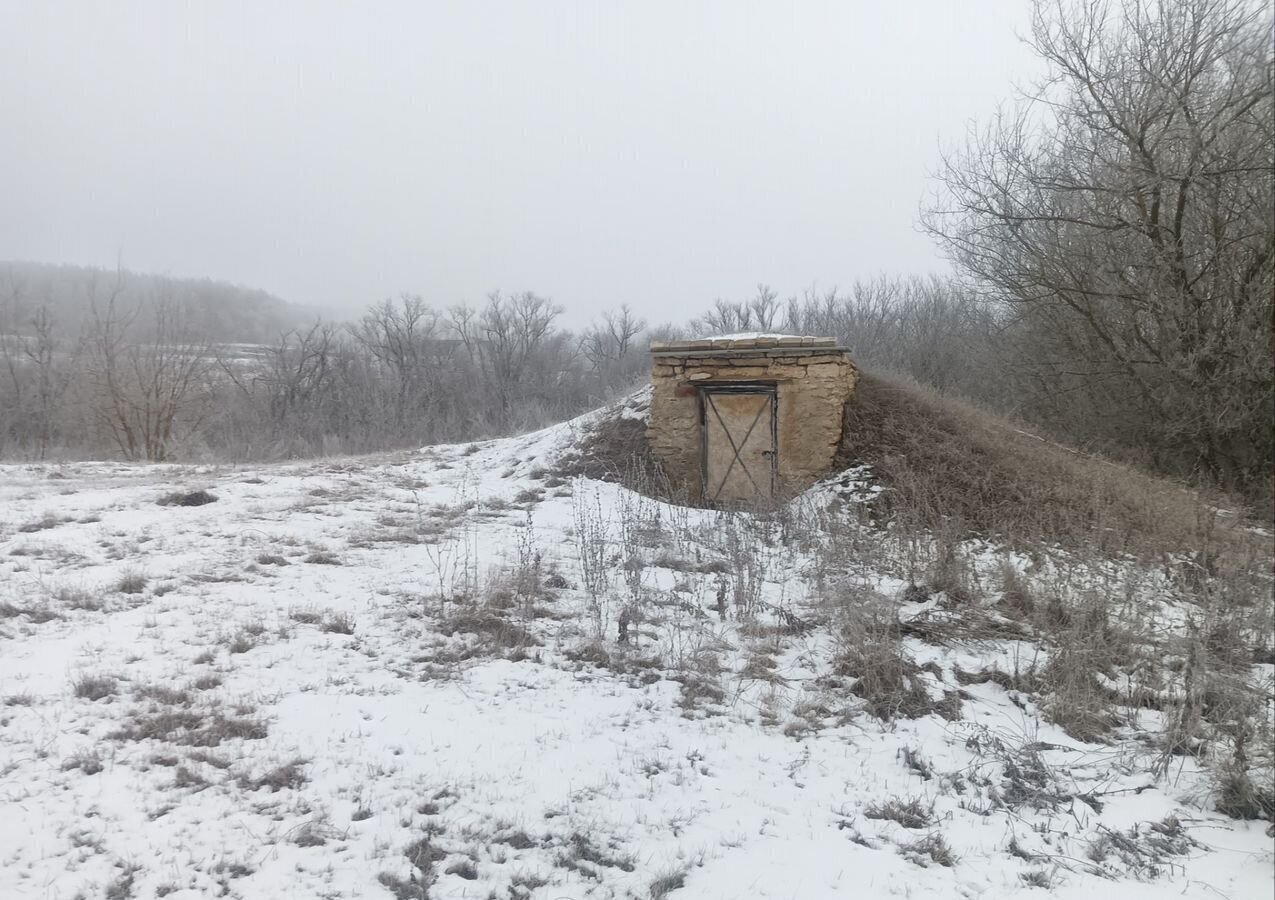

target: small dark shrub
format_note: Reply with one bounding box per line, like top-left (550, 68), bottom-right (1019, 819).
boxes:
top-left (62, 750), bottom-right (105, 774)
top-left (830, 602), bottom-right (932, 720)
top-left (901, 832), bottom-right (956, 867)
top-left (1019, 869), bottom-right (1053, 888)
top-left (377, 872), bottom-right (428, 900)
top-left (109, 707), bottom-right (267, 746)
top-left (116, 570), bottom-right (148, 594)
top-left (650, 867), bottom-right (688, 899)
top-left (18, 513), bottom-right (63, 533)
top-left (105, 865), bottom-right (140, 900)
top-left (321, 612), bottom-right (355, 635)
top-left (901, 747), bottom-right (933, 780)
top-left (1214, 766), bottom-right (1275, 821)
top-left (864, 796), bottom-right (933, 829)
top-left (73, 674), bottom-right (118, 701)
top-left (26, 606), bottom-right (61, 623)
top-left (240, 758), bottom-right (309, 792)
top-left (191, 674), bottom-right (222, 691)
top-left (289, 607), bottom-right (323, 624)
top-left (136, 684), bottom-right (194, 706)
top-left (157, 489), bottom-right (217, 507)
top-left (173, 766), bottom-right (209, 789)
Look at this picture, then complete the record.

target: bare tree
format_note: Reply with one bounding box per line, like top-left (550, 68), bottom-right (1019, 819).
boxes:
top-left (85, 273), bottom-right (217, 461)
top-left (0, 273), bottom-right (60, 456)
top-left (451, 291), bottom-right (563, 430)
top-left (691, 284), bottom-right (783, 335)
top-left (923, 0), bottom-right (1274, 495)
top-left (351, 294), bottom-right (443, 422)
top-left (581, 304), bottom-right (647, 394)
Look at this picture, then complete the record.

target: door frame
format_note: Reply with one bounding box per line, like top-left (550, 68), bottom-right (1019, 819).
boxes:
top-left (697, 382), bottom-right (778, 503)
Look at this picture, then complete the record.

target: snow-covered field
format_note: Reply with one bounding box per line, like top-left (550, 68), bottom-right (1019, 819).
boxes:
top-left (0, 399), bottom-right (1270, 899)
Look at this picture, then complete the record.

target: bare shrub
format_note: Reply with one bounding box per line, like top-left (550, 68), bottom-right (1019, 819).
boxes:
top-left (304, 551), bottom-right (341, 565)
top-left (61, 749), bottom-right (105, 774)
top-left (998, 562), bottom-right (1036, 618)
top-left (289, 607), bottom-right (323, 625)
top-left (963, 725), bottom-right (1072, 813)
top-left (321, 612), bottom-right (355, 635)
top-left (864, 796), bottom-right (933, 829)
top-left (900, 832), bottom-right (956, 867)
top-left (18, 513), bottom-right (65, 533)
top-left (115, 570), bottom-right (148, 594)
top-left (1019, 868), bottom-right (1054, 888)
top-left (239, 758), bottom-right (308, 792)
top-left (1085, 816), bottom-right (1201, 879)
top-left (557, 831), bottom-right (636, 875)
top-left (105, 863), bottom-right (140, 900)
top-left (73, 673), bottom-right (118, 701)
top-left (109, 706), bottom-right (267, 746)
top-left (440, 605), bottom-right (539, 656)
top-left (901, 747), bottom-right (933, 781)
top-left (157, 489), bottom-right (217, 507)
top-left (649, 866), bottom-right (689, 899)
top-left (1039, 595), bottom-right (1128, 742)
top-left (376, 872), bottom-right (429, 900)
top-left (826, 594), bottom-right (932, 720)
top-left (57, 586), bottom-right (104, 611)
top-left (134, 684), bottom-right (194, 706)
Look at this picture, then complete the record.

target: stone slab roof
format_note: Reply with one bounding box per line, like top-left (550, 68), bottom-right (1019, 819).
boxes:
top-left (649, 334), bottom-right (845, 354)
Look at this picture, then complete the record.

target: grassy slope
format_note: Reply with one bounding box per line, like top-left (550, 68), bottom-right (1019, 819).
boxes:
top-left (836, 372), bottom-right (1255, 559)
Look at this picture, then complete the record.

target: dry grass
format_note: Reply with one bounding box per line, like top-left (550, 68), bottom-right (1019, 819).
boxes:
top-left (825, 594), bottom-right (934, 721)
top-left (864, 796), bottom-right (933, 829)
top-left (553, 397), bottom-right (694, 506)
top-left (157, 489), bottom-right (217, 507)
top-left (836, 372), bottom-right (1254, 558)
top-left (116, 569), bottom-right (148, 595)
top-left (73, 673), bottom-right (119, 701)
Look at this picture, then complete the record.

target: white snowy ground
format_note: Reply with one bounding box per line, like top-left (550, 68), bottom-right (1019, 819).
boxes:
top-left (0, 400), bottom-right (1270, 900)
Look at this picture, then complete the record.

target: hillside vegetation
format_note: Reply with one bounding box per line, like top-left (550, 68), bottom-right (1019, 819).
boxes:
top-left (835, 373), bottom-right (1259, 560)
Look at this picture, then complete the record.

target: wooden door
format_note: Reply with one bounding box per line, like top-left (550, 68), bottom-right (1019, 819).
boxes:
top-left (701, 388), bottom-right (776, 504)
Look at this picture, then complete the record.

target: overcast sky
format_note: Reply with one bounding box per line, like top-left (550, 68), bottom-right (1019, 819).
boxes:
top-left (1, 1), bottom-right (1039, 324)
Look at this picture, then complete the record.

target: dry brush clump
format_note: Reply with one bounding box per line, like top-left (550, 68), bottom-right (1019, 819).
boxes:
top-left (1037, 594), bottom-right (1131, 743)
top-left (821, 591), bottom-right (934, 721)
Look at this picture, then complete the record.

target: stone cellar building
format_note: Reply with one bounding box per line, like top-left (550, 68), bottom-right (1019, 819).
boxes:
top-left (647, 335), bottom-right (858, 504)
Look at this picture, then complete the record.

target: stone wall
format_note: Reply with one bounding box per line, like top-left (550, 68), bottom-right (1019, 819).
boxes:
top-left (647, 337), bottom-right (858, 501)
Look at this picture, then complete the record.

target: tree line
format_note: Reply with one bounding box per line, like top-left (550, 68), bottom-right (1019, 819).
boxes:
top-left (0, 270), bottom-right (656, 462)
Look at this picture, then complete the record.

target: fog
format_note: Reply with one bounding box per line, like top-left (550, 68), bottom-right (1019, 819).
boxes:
top-left (0, 1), bottom-right (1039, 322)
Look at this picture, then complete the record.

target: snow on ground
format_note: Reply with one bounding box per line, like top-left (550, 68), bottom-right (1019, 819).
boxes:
top-left (0, 399), bottom-right (1270, 900)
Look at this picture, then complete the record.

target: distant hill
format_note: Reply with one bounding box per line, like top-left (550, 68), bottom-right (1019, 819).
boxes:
top-left (0, 261), bottom-right (315, 344)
